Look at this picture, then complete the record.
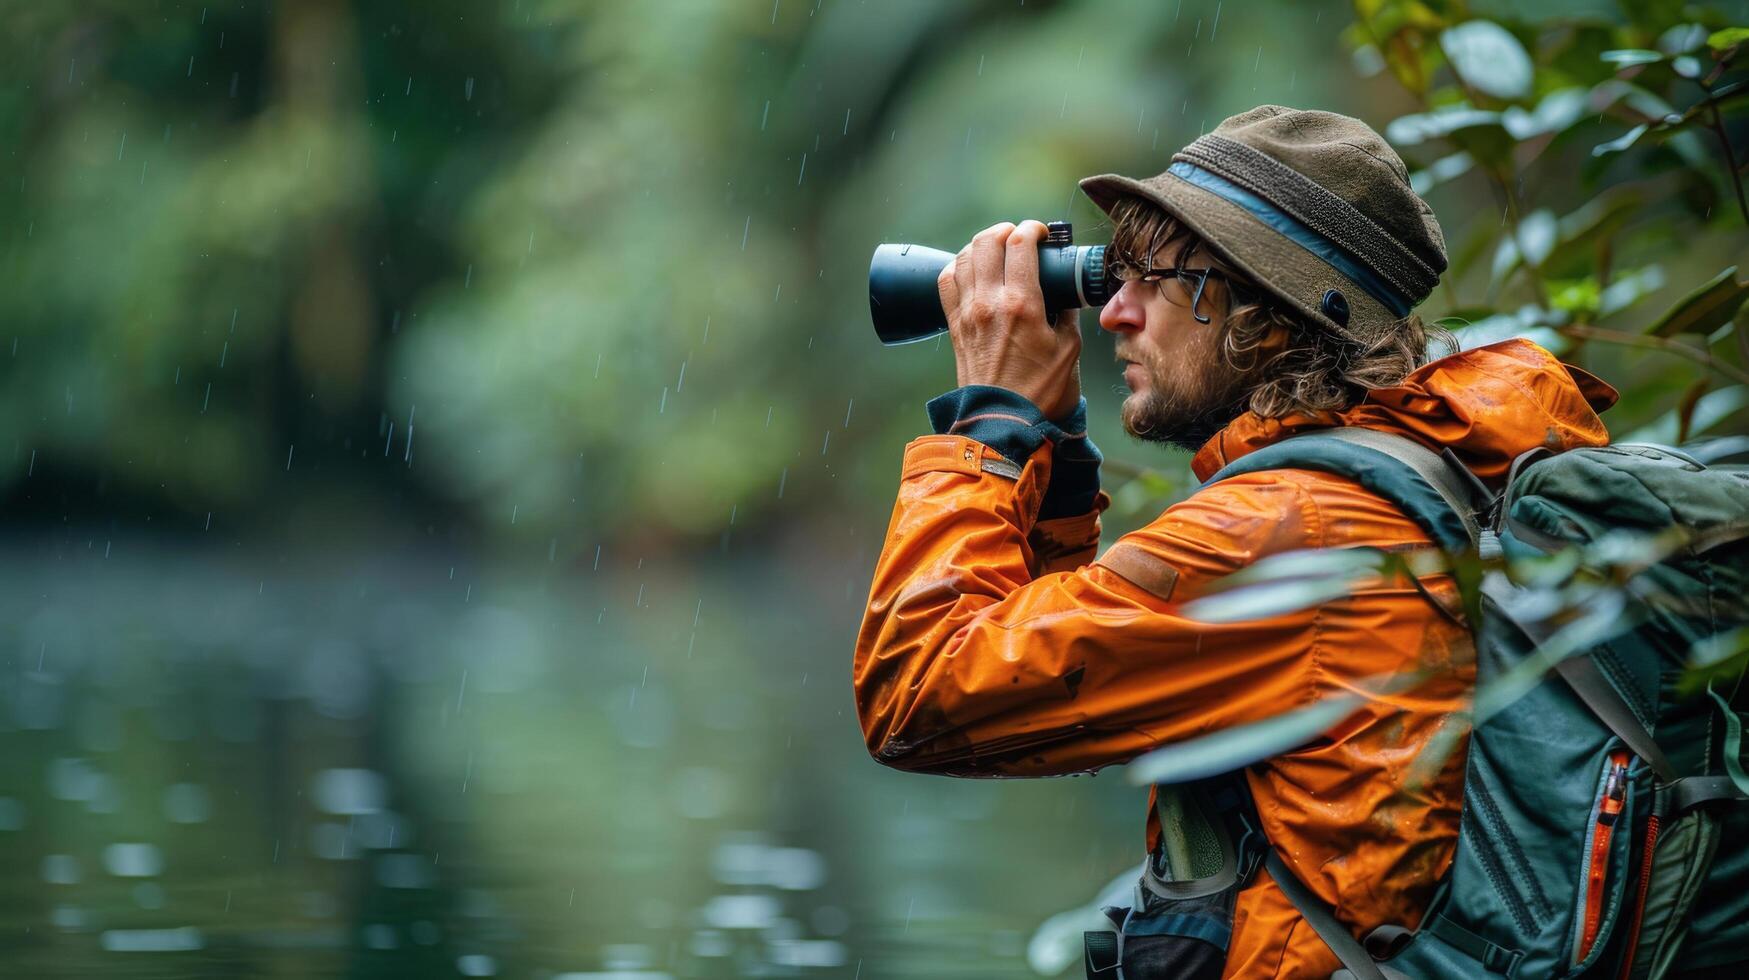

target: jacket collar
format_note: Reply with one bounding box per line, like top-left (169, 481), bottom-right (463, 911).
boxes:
top-left (1189, 339), bottom-right (1619, 486)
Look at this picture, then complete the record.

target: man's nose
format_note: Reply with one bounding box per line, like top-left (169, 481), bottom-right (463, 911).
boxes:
top-left (1098, 283), bottom-right (1145, 336)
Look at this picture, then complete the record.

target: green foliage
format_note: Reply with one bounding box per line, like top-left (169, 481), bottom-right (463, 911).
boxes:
top-left (1644, 265), bottom-right (1749, 336)
top-left (1350, 0), bottom-right (1749, 468)
top-left (1683, 627), bottom-right (1749, 696)
top-left (1126, 690), bottom-right (1367, 785)
top-left (2, 0), bottom-right (1745, 550)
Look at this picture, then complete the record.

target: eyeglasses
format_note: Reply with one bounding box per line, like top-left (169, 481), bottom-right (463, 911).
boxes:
top-left (1108, 263), bottom-right (1234, 323)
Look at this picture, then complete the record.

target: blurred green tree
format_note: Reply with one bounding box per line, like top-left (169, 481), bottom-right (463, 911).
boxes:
top-left (0, 0), bottom-right (1742, 555)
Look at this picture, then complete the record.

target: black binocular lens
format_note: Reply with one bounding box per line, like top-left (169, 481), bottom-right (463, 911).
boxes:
top-left (867, 222), bottom-right (1111, 345)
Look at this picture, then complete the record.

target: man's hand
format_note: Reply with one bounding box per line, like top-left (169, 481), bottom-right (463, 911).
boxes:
top-left (937, 219), bottom-right (1083, 422)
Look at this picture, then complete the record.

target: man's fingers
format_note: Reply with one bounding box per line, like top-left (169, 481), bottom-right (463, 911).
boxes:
top-left (947, 243), bottom-right (977, 325)
top-left (970, 222), bottom-right (1016, 305)
top-left (1003, 219), bottom-right (1049, 300)
top-left (937, 246), bottom-right (965, 320)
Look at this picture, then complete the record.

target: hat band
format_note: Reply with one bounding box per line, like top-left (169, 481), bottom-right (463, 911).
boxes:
top-left (1167, 162), bottom-right (1414, 319)
top-left (1177, 133), bottom-right (1442, 300)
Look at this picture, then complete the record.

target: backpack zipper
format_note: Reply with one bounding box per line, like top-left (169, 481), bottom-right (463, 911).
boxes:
top-left (1614, 812), bottom-right (1661, 980)
top-left (1578, 750), bottom-right (1630, 963)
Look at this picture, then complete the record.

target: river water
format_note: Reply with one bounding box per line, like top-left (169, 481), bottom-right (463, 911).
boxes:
top-left (0, 540), bottom-right (1142, 977)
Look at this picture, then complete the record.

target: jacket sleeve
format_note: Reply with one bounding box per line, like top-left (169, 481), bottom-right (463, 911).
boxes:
top-left (920, 384), bottom-right (1108, 578)
top-left (853, 434), bottom-right (1328, 777)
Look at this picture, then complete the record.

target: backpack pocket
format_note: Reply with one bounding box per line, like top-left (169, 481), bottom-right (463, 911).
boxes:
top-left (1382, 736), bottom-right (1643, 979)
top-left (1615, 805), bottom-right (1721, 980)
top-left (1083, 781), bottom-right (1255, 980)
top-left (1089, 884), bottom-right (1234, 980)
top-left (1572, 749), bottom-right (1635, 970)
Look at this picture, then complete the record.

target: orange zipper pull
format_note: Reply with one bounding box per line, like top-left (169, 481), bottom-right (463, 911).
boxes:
top-left (1599, 759), bottom-right (1626, 824)
top-left (1579, 751), bottom-right (1630, 962)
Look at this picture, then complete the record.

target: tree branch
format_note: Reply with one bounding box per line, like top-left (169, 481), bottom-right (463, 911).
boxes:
top-left (1558, 323), bottom-right (1749, 386)
top-left (1703, 82), bottom-right (1749, 225)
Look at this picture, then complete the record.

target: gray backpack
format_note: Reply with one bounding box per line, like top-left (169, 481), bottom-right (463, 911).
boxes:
top-left (1088, 431), bottom-right (1749, 979)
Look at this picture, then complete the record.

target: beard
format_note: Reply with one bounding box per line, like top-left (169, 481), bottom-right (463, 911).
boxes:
top-left (1118, 346), bottom-right (1254, 453)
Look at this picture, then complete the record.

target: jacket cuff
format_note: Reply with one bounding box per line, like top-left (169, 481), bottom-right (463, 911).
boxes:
top-left (1043, 408), bottom-right (1103, 520)
top-left (925, 386), bottom-right (1101, 520)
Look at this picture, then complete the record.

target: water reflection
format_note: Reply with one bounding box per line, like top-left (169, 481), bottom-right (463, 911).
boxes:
top-left (0, 548), bottom-right (1139, 976)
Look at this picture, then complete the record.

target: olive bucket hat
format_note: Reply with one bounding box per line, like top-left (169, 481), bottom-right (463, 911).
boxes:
top-left (1079, 104), bottom-right (1448, 345)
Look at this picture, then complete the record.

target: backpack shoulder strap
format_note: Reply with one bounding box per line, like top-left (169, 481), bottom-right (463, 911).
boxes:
top-left (1203, 427), bottom-right (1484, 554)
top-left (1264, 849), bottom-right (1391, 980)
top-left (1479, 571), bottom-right (1682, 783)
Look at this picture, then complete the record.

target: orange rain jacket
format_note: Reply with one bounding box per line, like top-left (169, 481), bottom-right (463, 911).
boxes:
top-left (854, 339), bottom-right (1618, 977)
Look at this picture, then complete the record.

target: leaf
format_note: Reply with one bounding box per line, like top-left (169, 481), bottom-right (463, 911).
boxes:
top-left (1403, 712), bottom-right (1474, 793)
top-left (1589, 79), bottom-right (1680, 125)
top-left (1688, 386), bottom-right (1749, 438)
top-left (1547, 277), bottom-right (1602, 320)
top-left (1657, 24), bottom-right (1709, 56)
top-left (1449, 305), bottom-right (1568, 354)
top-left (1126, 694), bottom-right (1365, 785)
top-left (1357, 5), bottom-right (1451, 98)
top-left (1680, 628), bottom-right (1749, 698)
top-left (1409, 150), bottom-right (1475, 195)
top-left (1441, 21), bottom-right (1533, 100)
top-left (1548, 189), bottom-right (1645, 272)
top-left (1592, 123), bottom-right (1650, 157)
top-left (1601, 49), bottom-right (1666, 68)
top-left (1588, 77), bottom-right (1707, 157)
top-left (1210, 546), bottom-right (1387, 589)
top-left (1516, 209), bottom-right (1557, 268)
top-left (1618, 386), bottom-right (1748, 444)
top-left (1737, 301), bottom-right (1749, 368)
top-left (1709, 27), bottom-right (1749, 52)
top-left (1675, 376), bottom-right (1711, 443)
top-left (1661, 80), bottom-right (1749, 130)
top-left (1501, 87), bottom-right (1590, 140)
top-left (1689, 435), bottom-right (1749, 464)
top-left (1584, 526), bottom-right (1693, 574)
top-left (1432, 311), bottom-right (1490, 331)
top-left (1598, 265), bottom-right (1666, 317)
top-left (1473, 587), bottom-right (1634, 723)
top-left (1351, 41), bottom-right (1388, 78)
top-left (1508, 547), bottom-right (1584, 591)
top-left (1181, 576), bottom-right (1362, 624)
top-left (1026, 863), bottom-right (1146, 975)
top-left (1385, 105), bottom-right (1503, 146)
top-left (1490, 208), bottom-right (1556, 285)
top-left (1645, 267), bottom-right (1749, 336)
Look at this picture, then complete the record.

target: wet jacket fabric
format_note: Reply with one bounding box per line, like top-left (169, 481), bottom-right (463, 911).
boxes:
top-left (854, 339), bottom-right (1617, 977)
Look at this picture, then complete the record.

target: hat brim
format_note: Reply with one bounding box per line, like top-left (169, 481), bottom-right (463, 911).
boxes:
top-left (1079, 171), bottom-right (1399, 344)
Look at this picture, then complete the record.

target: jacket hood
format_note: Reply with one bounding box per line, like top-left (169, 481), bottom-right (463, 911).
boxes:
top-left (1191, 339), bottom-right (1619, 484)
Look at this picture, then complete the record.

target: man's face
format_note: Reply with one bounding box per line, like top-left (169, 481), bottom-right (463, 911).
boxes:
top-left (1098, 238), bottom-right (1255, 452)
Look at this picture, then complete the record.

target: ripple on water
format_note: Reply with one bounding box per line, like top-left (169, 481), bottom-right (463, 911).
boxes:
top-left (767, 939), bottom-right (847, 968)
top-left (711, 837), bottom-right (826, 890)
top-left (99, 927), bottom-right (203, 952)
top-left (700, 894), bottom-right (780, 930)
top-left (312, 768), bottom-right (387, 815)
top-left (456, 953), bottom-right (497, 976)
top-left (40, 854), bottom-right (79, 885)
top-left (102, 843), bottom-right (163, 877)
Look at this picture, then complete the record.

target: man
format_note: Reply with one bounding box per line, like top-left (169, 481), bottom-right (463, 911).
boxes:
top-left (853, 105), bottom-right (1617, 976)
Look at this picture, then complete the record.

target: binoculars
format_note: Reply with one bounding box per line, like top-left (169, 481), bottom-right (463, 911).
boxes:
top-left (867, 221), bottom-right (1113, 345)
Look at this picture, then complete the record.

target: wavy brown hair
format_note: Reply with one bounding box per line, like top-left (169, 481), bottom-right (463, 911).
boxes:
top-left (1105, 196), bottom-right (1448, 418)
